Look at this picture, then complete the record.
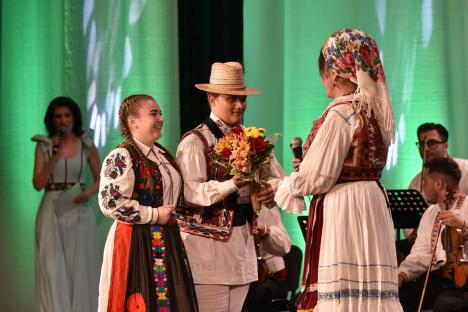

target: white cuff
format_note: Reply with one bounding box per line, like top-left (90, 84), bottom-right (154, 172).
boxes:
top-left (274, 177), bottom-right (306, 214)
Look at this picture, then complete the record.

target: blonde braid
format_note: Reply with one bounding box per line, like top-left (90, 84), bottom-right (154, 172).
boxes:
top-left (119, 94), bottom-right (156, 189)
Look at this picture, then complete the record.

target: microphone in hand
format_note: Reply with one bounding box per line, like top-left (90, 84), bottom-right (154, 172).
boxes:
top-left (290, 136), bottom-right (303, 160)
top-left (52, 127), bottom-right (65, 155)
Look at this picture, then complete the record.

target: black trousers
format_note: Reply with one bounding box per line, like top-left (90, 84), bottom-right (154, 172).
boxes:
top-left (399, 274), bottom-right (468, 312)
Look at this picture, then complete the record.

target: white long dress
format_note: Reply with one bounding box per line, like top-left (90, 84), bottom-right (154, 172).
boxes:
top-left (33, 134), bottom-right (99, 312)
top-left (275, 97), bottom-right (402, 312)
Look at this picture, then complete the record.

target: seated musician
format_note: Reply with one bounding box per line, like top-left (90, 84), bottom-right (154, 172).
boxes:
top-left (397, 123), bottom-right (468, 264)
top-left (243, 205), bottom-right (291, 312)
top-left (398, 157), bottom-right (468, 311)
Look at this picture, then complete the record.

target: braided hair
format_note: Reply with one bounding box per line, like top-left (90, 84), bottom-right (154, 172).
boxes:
top-left (119, 94), bottom-right (157, 188)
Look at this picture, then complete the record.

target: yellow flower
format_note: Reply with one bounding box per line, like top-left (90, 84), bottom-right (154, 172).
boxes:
top-left (244, 127), bottom-right (266, 139)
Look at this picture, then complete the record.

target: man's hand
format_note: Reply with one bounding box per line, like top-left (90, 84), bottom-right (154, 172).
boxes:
top-left (438, 210), bottom-right (464, 229)
top-left (257, 182), bottom-right (275, 205)
top-left (233, 175), bottom-right (253, 188)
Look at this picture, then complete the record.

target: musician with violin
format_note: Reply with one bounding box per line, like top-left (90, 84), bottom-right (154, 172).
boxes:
top-left (243, 205), bottom-right (291, 311)
top-left (398, 157), bottom-right (468, 311)
top-left (397, 123), bottom-right (468, 264)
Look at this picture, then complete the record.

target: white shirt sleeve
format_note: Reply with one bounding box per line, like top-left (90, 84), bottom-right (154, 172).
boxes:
top-left (176, 133), bottom-right (238, 207)
top-left (259, 206), bottom-right (291, 257)
top-left (399, 205), bottom-right (444, 280)
top-left (99, 148), bottom-right (159, 224)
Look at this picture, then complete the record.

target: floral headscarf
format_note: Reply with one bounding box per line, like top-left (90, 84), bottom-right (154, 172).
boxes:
top-left (322, 28), bottom-right (395, 144)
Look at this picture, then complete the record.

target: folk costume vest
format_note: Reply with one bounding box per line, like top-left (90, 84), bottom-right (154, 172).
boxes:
top-left (177, 118), bottom-right (256, 241)
top-left (297, 100), bottom-right (388, 311)
top-left (105, 142), bottom-right (198, 312)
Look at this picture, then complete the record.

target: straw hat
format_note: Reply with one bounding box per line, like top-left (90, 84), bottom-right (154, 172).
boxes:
top-left (195, 62), bottom-right (260, 95)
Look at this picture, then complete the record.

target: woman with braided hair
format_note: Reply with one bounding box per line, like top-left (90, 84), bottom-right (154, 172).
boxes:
top-left (98, 94), bottom-right (198, 311)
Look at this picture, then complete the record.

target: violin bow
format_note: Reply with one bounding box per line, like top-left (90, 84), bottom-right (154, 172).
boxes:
top-left (417, 187), bottom-right (454, 312)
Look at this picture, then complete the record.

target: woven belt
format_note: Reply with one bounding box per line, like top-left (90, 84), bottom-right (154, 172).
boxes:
top-left (45, 183), bottom-right (85, 191)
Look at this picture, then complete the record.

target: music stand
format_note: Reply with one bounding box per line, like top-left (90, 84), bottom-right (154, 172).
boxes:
top-left (386, 189), bottom-right (428, 240)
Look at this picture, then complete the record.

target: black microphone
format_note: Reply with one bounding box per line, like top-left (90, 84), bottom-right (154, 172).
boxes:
top-left (290, 137), bottom-right (303, 160)
top-left (52, 128), bottom-right (65, 155)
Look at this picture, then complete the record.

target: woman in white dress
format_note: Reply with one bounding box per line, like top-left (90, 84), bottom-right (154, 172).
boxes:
top-left (275, 29), bottom-right (402, 311)
top-left (32, 96), bottom-right (101, 312)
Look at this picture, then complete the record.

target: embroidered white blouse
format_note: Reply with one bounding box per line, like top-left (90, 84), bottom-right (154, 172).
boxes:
top-left (99, 138), bottom-right (182, 224)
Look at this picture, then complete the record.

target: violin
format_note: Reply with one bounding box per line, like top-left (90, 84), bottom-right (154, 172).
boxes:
top-left (441, 188), bottom-right (468, 288)
top-left (417, 187), bottom-right (468, 311)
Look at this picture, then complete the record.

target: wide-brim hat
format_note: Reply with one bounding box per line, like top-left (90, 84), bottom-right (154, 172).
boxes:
top-left (195, 61), bottom-right (260, 95)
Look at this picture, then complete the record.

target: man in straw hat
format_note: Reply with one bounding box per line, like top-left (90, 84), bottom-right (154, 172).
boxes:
top-left (175, 61), bottom-right (286, 311)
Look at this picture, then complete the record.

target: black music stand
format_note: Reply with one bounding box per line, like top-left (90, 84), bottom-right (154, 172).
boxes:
top-left (387, 189), bottom-right (428, 240)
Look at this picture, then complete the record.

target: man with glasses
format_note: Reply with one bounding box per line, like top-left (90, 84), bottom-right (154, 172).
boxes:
top-left (409, 123), bottom-right (468, 193)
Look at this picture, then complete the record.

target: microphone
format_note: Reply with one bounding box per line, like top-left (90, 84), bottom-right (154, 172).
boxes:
top-left (52, 127), bottom-right (65, 155)
top-left (290, 136), bottom-right (303, 160)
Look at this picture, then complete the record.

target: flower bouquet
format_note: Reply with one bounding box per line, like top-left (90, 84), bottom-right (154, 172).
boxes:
top-left (213, 126), bottom-right (275, 212)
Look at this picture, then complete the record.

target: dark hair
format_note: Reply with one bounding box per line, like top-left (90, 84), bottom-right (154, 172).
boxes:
top-left (44, 97), bottom-right (84, 137)
top-left (424, 157), bottom-right (461, 186)
top-left (318, 48), bottom-right (326, 77)
top-left (417, 123), bottom-right (449, 142)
